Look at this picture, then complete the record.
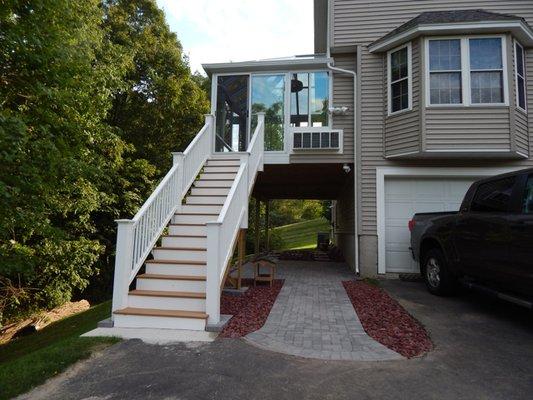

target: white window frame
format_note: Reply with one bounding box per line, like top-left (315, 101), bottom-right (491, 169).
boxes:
top-left (425, 35), bottom-right (509, 107)
top-left (210, 70), bottom-right (333, 157)
top-left (387, 42), bottom-right (413, 116)
top-left (514, 40), bottom-right (527, 112)
top-left (289, 71), bottom-right (332, 130)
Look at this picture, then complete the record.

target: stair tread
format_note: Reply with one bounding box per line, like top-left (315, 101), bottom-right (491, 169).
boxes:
top-left (153, 246), bottom-right (207, 251)
top-left (169, 223), bottom-right (206, 227)
top-left (138, 273), bottom-right (206, 281)
top-left (179, 204), bottom-right (223, 206)
top-left (187, 194), bottom-right (227, 197)
top-left (175, 212), bottom-right (219, 216)
top-left (163, 234), bottom-right (207, 238)
top-left (196, 179), bottom-right (234, 181)
top-left (146, 259), bottom-right (206, 265)
top-left (129, 289), bottom-right (206, 299)
top-left (192, 186), bottom-right (231, 189)
top-left (114, 307), bottom-right (208, 319)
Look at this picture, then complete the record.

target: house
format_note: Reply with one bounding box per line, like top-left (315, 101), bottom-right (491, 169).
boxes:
top-left (110, 0), bottom-right (533, 331)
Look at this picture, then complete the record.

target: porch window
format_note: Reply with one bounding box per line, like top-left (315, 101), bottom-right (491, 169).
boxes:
top-left (290, 71), bottom-right (329, 127)
top-left (251, 74), bottom-right (285, 151)
top-left (387, 44), bottom-right (412, 114)
top-left (515, 41), bottom-right (527, 111)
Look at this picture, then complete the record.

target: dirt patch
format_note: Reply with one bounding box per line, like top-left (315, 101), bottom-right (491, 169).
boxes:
top-left (219, 279), bottom-right (284, 338)
top-left (0, 300), bottom-right (90, 344)
top-left (343, 281), bottom-right (433, 358)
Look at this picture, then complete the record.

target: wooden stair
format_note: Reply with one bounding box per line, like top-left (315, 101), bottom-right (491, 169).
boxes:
top-left (113, 157), bottom-right (239, 331)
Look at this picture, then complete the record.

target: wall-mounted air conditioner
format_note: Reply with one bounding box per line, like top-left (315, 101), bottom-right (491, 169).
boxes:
top-left (292, 130), bottom-right (342, 151)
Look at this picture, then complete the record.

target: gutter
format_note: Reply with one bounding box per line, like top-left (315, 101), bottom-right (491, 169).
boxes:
top-left (325, 0), bottom-right (360, 275)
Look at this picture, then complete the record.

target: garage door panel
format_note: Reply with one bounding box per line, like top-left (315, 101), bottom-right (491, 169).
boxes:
top-left (385, 201), bottom-right (414, 219)
top-left (386, 250), bottom-right (417, 273)
top-left (384, 177), bottom-right (474, 273)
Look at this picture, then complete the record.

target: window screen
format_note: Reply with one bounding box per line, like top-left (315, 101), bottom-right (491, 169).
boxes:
top-left (389, 46), bottom-right (410, 112)
top-left (471, 176), bottom-right (516, 212)
top-left (429, 39), bottom-right (462, 104)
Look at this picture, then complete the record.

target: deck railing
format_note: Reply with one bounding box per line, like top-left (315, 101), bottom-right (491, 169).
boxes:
top-left (205, 113), bottom-right (265, 324)
top-left (112, 115), bottom-right (214, 312)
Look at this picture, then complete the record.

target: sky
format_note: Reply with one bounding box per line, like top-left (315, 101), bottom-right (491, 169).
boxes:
top-left (156, 0), bottom-right (315, 75)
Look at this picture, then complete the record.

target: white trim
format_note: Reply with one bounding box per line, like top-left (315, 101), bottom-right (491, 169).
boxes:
top-left (384, 150), bottom-right (420, 159)
top-left (387, 42), bottom-right (412, 116)
top-left (514, 40), bottom-right (528, 113)
top-left (202, 57), bottom-right (334, 75)
top-left (375, 166), bottom-right (521, 275)
top-left (424, 35), bottom-right (509, 108)
top-left (369, 20), bottom-right (533, 53)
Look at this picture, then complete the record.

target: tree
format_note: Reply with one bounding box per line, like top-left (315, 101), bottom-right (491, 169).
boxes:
top-left (0, 0), bottom-right (148, 322)
top-left (103, 0), bottom-right (210, 173)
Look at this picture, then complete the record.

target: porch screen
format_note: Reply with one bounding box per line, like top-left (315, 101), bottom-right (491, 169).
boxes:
top-left (215, 75), bottom-right (249, 152)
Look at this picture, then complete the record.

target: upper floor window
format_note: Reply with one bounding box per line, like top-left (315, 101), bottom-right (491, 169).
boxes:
top-left (469, 38), bottom-right (504, 104)
top-left (429, 39), bottom-right (462, 104)
top-left (515, 41), bottom-right (527, 112)
top-left (426, 36), bottom-right (508, 107)
top-left (387, 44), bottom-right (412, 115)
top-left (290, 71), bottom-right (329, 127)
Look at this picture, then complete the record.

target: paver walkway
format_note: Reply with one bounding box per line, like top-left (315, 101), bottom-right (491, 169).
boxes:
top-left (245, 260), bottom-right (402, 361)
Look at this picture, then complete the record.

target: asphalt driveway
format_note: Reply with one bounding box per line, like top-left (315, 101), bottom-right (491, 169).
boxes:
top-left (20, 280), bottom-right (533, 400)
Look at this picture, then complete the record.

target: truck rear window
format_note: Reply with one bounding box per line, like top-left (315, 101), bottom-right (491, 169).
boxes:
top-left (471, 176), bottom-right (516, 212)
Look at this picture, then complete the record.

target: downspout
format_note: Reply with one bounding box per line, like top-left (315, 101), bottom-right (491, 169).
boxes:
top-left (325, 0), bottom-right (360, 275)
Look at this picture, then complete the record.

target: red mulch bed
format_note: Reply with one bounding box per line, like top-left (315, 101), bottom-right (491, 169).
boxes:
top-left (343, 281), bottom-right (433, 358)
top-left (219, 279), bottom-right (284, 338)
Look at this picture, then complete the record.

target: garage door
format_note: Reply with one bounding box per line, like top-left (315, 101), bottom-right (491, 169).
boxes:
top-left (384, 177), bottom-right (475, 273)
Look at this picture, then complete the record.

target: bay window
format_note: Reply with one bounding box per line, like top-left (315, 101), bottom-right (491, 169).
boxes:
top-left (429, 39), bottom-right (462, 104)
top-left (426, 36), bottom-right (508, 106)
top-left (388, 44), bottom-right (412, 114)
top-left (515, 41), bottom-right (527, 111)
top-left (469, 38), bottom-right (504, 104)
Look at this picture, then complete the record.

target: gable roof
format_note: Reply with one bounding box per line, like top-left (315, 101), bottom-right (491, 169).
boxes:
top-left (369, 9), bottom-right (533, 52)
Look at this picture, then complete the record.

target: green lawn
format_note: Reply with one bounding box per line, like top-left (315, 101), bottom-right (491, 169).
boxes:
top-left (273, 217), bottom-right (330, 251)
top-left (0, 301), bottom-right (119, 400)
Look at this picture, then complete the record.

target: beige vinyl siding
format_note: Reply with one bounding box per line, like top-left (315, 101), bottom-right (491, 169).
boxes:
top-left (331, 0), bottom-right (533, 235)
top-left (425, 108), bottom-right (511, 151)
top-left (516, 110), bottom-right (529, 156)
top-left (333, 1), bottom-right (533, 46)
top-left (384, 39), bottom-right (420, 157)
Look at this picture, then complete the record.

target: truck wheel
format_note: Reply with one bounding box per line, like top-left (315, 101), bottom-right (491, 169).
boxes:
top-left (422, 248), bottom-right (457, 296)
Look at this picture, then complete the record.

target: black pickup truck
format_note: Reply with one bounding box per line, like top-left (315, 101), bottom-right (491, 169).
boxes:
top-left (409, 168), bottom-right (533, 306)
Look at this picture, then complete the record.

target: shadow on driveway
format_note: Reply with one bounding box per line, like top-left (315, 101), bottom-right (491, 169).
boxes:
top-left (20, 280), bottom-right (533, 400)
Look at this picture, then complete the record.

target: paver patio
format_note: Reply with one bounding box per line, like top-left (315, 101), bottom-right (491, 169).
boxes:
top-left (245, 260), bottom-right (402, 361)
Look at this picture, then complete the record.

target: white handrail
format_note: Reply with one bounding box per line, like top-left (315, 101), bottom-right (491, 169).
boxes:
top-left (112, 114), bottom-right (215, 313)
top-left (205, 113), bottom-right (265, 324)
